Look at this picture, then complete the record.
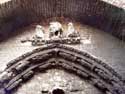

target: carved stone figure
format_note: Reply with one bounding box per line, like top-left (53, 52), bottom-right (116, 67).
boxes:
top-left (49, 22), bottom-right (63, 38)
top-left (35, 25), bottom-right (45, 39)
top-left (67, 22), bottom-right (78, 37)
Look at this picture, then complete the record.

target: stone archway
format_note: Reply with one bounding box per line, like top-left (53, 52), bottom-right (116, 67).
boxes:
top-left (0, 44), bottom-right (125, 94)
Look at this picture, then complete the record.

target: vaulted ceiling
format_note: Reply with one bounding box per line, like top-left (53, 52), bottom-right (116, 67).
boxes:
top-left (0, 1), bottom-right (125, 94)
top-left (0, 0), bottom-right (124, 41)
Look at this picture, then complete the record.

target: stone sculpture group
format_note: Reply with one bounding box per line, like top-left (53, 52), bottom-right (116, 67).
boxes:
top-left (21, 22), bottom-right (81, 46)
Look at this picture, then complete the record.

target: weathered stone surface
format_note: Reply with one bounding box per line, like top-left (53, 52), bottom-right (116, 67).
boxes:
top-left (15, 61), bottom-right (30, 72)
top-left (0, 26), bottom-right (124, 94)
top-left (59, 51), bottom-right (77, 62)
top-left (13, 69), bottom-right (103, 94)
top-left (29, 53), bottom-right (52, 63)
top-left (23, 70), bottom-right (34, 80)
top-left (0, 0), bottom-right (124, 41)
top-left (76, 58), bottom-right (94, 70)
top-left (0, 44), bottom-right (124, 94)
top-left (93, 66), bottom-right (112, 81)
top-left (5, 79), bottom-right (22, 91)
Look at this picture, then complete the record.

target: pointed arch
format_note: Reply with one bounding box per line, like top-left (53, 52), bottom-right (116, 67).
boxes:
top-left (0, 44), bottom-right (125, 94)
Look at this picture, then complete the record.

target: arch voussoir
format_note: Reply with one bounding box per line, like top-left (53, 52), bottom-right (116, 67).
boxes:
top-left (0, 44), bottom-right (124, 94)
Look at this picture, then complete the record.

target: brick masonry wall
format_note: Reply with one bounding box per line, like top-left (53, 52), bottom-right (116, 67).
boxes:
top-left (0, 0), bottom-right (124, 41)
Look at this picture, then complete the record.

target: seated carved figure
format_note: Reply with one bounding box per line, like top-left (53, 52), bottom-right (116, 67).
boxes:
top-left (21, 22), bottom-right (81, 45)
top-left (35, 25), bottom-right (45, 39)
top-left (49, 22), bottom-right (63, 38)
top-left (67, 22), bottom-right (78, 37)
